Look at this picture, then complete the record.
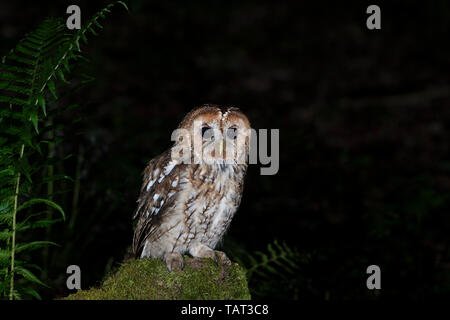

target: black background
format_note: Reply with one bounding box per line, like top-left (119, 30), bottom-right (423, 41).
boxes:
top-left (1, 0), bottom-right (449, 300)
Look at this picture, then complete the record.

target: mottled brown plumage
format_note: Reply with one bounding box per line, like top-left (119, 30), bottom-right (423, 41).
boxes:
top-left (132, 105), bottom-right (251, 271)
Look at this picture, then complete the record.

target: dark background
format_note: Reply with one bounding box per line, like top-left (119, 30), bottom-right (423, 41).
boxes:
top-left (1, 0), bottom-right (449, 300)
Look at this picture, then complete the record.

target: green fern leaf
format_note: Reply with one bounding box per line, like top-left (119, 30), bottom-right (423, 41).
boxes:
top-left (15, 241), bottom-right (59, 253)
top-left (20, 287), bottom-right (42, 300)
top-left (14, 266), bottom-right (48, 287)
top-left (0, 250), bottom-right (10, 265)
top-left (37, 95), bottom-right (46, 116)
top-left (0, 231), bottom-right (12, 240)
top-left (16, 198), bottom-right (65, 220)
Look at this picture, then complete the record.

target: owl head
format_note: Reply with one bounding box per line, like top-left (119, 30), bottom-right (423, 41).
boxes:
top-left (172, 105), bottom-right (251, 165)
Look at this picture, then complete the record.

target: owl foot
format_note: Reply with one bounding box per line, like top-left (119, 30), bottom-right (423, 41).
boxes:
top-left (164, 252), bottom-right (184, 272)
top-left (214, 250), bottom-right (232, 266)
top-left (189, 243), bottom-right (232, 266)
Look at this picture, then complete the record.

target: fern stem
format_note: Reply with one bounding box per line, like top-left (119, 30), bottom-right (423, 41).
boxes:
top-left (10, 143), bottom-right (25, 300)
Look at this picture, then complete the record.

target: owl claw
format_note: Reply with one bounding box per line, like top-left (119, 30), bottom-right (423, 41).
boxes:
top-left (200, 249), bottom-right (218, 264)
top-left (205, 250), bottom-right (232, 265)
top-left (165, 252), bottom-right (184, 272)
top-left (189, 244), bottom-right (232, 266)
top-left (215, 250), bottom-right (232, 266)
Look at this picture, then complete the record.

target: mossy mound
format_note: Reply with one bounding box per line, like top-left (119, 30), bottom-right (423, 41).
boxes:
top-left (64, 257), bottom-right (251, 300)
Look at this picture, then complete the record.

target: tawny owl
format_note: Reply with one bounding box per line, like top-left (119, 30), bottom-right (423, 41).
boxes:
top-left (132, 105), bottom-right (251, 271)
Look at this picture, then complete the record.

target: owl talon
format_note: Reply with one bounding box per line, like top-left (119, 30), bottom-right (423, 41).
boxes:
top-left (165, 252), bottom-right (184, 272)
top-left (189, 243), bottom-right (232, 265)
top-left (215, 250), bottom-right (232, 266)
top-left (190, 243), bottom-right (221, 264)
top-left (203, 250), bottom-right (219, 264)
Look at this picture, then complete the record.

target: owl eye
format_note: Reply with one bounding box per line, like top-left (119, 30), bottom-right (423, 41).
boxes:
top-left (227, 127), bottom-right (237, 139)
top-left (201, 126), bottom-right (213, 139)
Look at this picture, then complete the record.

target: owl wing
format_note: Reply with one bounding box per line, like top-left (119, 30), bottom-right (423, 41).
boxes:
top-left (132, 150), bottom-right (184, 257)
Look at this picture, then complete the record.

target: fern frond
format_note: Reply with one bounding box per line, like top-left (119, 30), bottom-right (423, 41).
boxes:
top-left (0, 1), bottom-right (129, 300)
top-left (0, 1), bottom-right (128, 129)
top-left (242, 239), bottom-right (306, 280)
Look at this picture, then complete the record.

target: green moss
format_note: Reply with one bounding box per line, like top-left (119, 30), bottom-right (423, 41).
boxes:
top-left (64, 257), bottom-right (251, 300)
